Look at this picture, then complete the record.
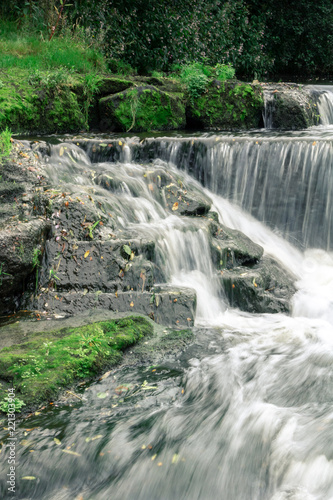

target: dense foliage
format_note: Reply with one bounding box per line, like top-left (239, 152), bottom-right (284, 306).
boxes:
top-left (1, 0), bottom-right (333, 78)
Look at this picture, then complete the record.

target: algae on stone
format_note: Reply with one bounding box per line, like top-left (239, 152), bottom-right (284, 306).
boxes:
top-left (0, 316), bottom-right (153, 410)
top-left (99, 85), bottom-right (186, 132)
top-left (186, 81), bottom-right (263, 130)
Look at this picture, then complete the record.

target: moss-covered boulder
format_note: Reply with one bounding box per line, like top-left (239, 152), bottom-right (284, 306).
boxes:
top-left (0, 69), bottom-right (86, 134)
top-left (99, 85), bottom-right (186, 132)
top-left (186, 81), bottom-right (264, 130)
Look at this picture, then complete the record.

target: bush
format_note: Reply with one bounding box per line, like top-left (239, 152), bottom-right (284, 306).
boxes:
top-left (180, 63), bottom-right (209, 100)
top-left (214, 64), bottom-right (236, 81)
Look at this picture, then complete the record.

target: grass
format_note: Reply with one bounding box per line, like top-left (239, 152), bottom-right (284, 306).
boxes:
top-left (0, 20), bottom-right (106, 74)
top-left (0, 316), bottom-right (153, 410)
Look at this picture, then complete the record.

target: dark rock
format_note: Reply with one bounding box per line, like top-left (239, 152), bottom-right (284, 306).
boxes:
top-left (221, 256), bottom-right (296, 313)
top-left (33, 286), bottom-right (196, 328)
top-left (163, 183), bottom-right (211, 216)
top-left (262, 83), bottom-right (319, 129)
top-left (210, 222), bottom-right (264, 269)
top-left (0, 218), bottom-right (50, 314)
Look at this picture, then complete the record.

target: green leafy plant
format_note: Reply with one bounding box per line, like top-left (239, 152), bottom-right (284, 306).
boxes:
top-left (0, 396), bottom-right (26, 413)
top-left (85, 220), bottom-right (100, 239)
top-left (180, 62), bottom-right (209, 100)
top-left (214, 63), bottom-right (235, 81)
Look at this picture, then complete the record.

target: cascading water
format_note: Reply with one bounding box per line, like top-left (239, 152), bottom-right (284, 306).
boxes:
top-left (306, 85), bottom-right (333, 125)
top-left (1, 120), bottom-right (333, 499)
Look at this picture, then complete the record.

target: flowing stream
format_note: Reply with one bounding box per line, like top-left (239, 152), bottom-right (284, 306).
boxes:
top-left (1, 104), bottom-right (333, 499)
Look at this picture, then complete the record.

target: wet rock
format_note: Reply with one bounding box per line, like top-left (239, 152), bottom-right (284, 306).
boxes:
top-left (0, 218), bottom-right (50, 314)
top-left (262, 83), bottom-right (318, 129)
top-left (210, 222), bottom-right (264, 269)
top-left (34, 286), bottom-right (196, 328)
top-left (221, 256), bottom-right (296, 313)
top-left (163, 183), bottom-right (211, 216)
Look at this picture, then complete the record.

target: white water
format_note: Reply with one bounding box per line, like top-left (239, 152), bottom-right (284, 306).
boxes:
top-left (12, 135), bottom-right (332, 500)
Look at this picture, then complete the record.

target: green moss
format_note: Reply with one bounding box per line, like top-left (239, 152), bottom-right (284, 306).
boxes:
top-left (0, 68), bottom-right (86, 133)
top-left (0, 316), bottom-right (153, 409)
top-left (187, 82), bottom-right (264, 130)
top-left (101, 86), bottom-right (186, 132)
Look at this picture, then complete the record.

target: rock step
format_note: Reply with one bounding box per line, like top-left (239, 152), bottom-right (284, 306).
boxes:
top-left (33, 287), bottom-right (196, 328)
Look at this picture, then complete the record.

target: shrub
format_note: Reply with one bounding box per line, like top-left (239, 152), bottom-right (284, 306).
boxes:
top-left (180, 63), bottom-right (209, 100)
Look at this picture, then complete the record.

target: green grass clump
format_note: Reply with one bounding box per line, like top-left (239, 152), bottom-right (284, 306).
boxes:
top-left (0, 127), bottom-right (12, 160)
top-left (0, 316), bottom-right (153, 410)
top-left (0, 20), bottom-right (105, 74)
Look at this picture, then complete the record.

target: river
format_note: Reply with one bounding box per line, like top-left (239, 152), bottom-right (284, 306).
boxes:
top-left (0, 90), bottom-right (333, 500)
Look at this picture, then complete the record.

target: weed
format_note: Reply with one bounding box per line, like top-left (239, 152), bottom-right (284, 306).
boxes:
top-left (0, 127), bottom-right (12, 161)
top-left (0, 397), bottom-right (26, 413)
top-left (86, 220), bottom-right (100, 240)
top-left (0, 262), bottom-right (12, 286)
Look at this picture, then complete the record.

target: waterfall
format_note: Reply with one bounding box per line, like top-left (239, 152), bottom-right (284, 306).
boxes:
top-left (306, 85), bottom-right (333, 125)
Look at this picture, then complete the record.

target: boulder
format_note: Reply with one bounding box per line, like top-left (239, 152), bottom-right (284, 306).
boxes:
top-left (210, 222), bottom-right (264, 269)
top-left (186, 81), bottom-right (263, 130)
top-left (262, 83), bottom-right (319, 129)
top-left (221, 256), bottom-right (296, 313)
top-left (99, 85), bottom-right (186, 132)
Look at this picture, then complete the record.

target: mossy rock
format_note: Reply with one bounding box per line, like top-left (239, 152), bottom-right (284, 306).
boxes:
top-left (0, 69), bottom-right (86, 134)
top-left (186, 81), bottom-right (264, 130)
top-left (0, 315), bottom-right (153, 411)
top-left (99, 85), bottom-right (186, 132)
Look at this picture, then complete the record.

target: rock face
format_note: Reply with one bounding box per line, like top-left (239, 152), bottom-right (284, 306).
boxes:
top-left (0, 144), bottom-right (51, 315)
top-left (262, 83), bottom-right (319, 129)
top-left (186, 81), bottom-right (264, 130)
top-left (99, 85), bottom-right (186, 132)
top-left (0, 139), bottom-right (297, 325)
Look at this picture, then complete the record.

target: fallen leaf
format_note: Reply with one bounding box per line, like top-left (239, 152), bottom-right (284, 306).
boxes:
top-left (100, 370), bottom-right (111, 380)
top-left (85, 435), bottom-right (103, 443)
top-left (54, 438), bottom-right (61, 445)
top-left (97, 392), bottom-right (108, 399)
top-left (172, 202), bottom-right (179, 211)
top-left (62, 449), bottom-right (81, 457)
top-left (84, 250), bottom-right (90, 258)
top-left (59, 147), bottom-right (64, 156)
top-left (130, 301), bottom-right (134, 307)
top-left (22, 476), bottom-right (36, 480)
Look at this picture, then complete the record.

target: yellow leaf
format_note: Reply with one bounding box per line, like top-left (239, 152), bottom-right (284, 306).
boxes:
top-left (253, 278), bottom-right (258, 288)
top-left (172, 454), bottom-right (179, 464)
top-left (157, 462), bottom-right (163, 467)
top-left (59, 147), bottom-right (64, 156)
top-left (22, 476), bottom-right (36, 480)
top-left (151, 454), bottom-right (157, 461)
top-left (172, 202), bottom-right (179, 211)
top-left (119, 141), bottom-right (123, 146)
top-left (54, 438), bottom-right (61, 445)
top-left (312, 141), bottom-right (316, 146)
top-left (130, 301), bottom-right (134, 307)
top-left (62, 449), bottom-right (81, 457)
top-left (84, 250), bottom-right (90, 258)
